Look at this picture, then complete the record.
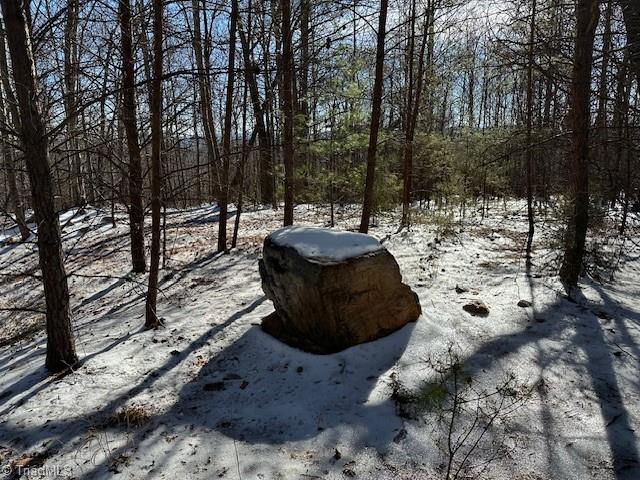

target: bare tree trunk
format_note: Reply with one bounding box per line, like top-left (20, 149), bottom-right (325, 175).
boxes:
top-left (401, 1), bottom-right (431, 229)
top-left (597, 0), bottom-right (614, 206)
top-left (298, 0), bottom-right (310, 157)
top-left (559, 0), bottom-right (600, 288)
top-left (118, 0), bottom-right (146, 273)
top-left (616, 52), bottom-right (632, 236)
top-left (0, 19), bottom-right (28, 240)
top-left (239, 26), bottom-right (273, 207)
top-left (1, 0), bottom-right (78, 371)
top-left (401, 0), bottom-right (417, 228)
top-left (620, 0), bottom-right (640, 84)
top-left (359, 0), bottom-right (389, 234)
top-left (281, 0), bottom-right (295, 226)
top-left (145, 0), bottom-right (164, 329)
top-left (63, 0), bottom-right (85, 207)
top-left (218, 0), bottom-right (238, 252)
top-left (190, 0), bottom-right (220, 201)
top-left (232, 78), bottom-right (250, 250)
top-left (0, 85), bottom-right (29, 241)
top-left (525, 0), bottom-right (537, 265)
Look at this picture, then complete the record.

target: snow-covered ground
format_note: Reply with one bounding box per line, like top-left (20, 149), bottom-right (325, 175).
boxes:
top-left (0, 201), bottom-right (639, 479)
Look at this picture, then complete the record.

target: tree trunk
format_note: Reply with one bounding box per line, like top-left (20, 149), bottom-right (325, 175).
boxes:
top-left (559, 0), bottom-right (600, 288)
top-left (63, 0), bottom-right (85, 207)
top-left (239, 26), bottom-right (273, 207)
top-left (232, 79), bottom-right (250, 250)
top-left (218, 0), bottom-right (238, 252)
top-left (401, 1), bottom-right (431, 229)
top-left (616, 52), bottom-right (632, 235)
top-left (118, 0), bottom-right (146, 273)
top-left (598, 1), bottom-right (614, 206)
top-left (525, 0), bottom-right (537, 265)
top-left (359, 0), bottom-right (389, 233)
top-left (281, 0), bottom-right (295, 226)
top-left (145, 0), bottom-right (164, 329)
top-left (1, 0), bottom-right (78, 371)
top-left (298, 0), bottom-right (310, 156)
top-left (620, 0), bottom-right (640, 84)
top-left (190, 0), bottom-right (220, 201)
top-left (0, 20), bottom-right (28, 240)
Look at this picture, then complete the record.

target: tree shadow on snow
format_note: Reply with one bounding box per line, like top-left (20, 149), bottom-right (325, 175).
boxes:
top-left (69, 308), bottom-right (414, 479)
top-left (457, 274), bottom-right (640, 480)
top-left (167, 322), bottom-right (415, 444)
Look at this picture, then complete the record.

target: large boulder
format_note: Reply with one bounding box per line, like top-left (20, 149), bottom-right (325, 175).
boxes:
top-left (259, 226), bottom-right (421, 353)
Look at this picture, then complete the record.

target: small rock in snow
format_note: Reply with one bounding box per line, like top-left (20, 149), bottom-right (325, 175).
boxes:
top-left (343, 467), bottom-right (356, 477)
top-left (203, 382), bottom-right (225, 391)
top-left (455, 285), bottom-right (470, 294)
top-left (463, 300), bottom-right (489, 316)
top-left (393, 428), bottom-right (408, 443)
top-left (517, 300), bottom-right (533, 308)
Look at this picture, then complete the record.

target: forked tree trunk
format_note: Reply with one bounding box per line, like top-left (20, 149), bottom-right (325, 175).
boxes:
top-left (191, 0), bottom-right (220, 201)
top-left (401, 1), bottom-right (431, 229)
top-left (239, 25), bottom-right (273, 206)
top-left (1, 0), bottom-right (78, 371)
top-left (118, 0), bottom-right (146, 273)
top-left (145, 0), bottom-right (164, 329)
top-left (359, 0), bottom-right (389, 233)
top-left (559, 0), bottom-right (600, 288)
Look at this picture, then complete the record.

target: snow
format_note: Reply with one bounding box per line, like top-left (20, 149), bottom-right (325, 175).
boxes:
top-left (0, 202), bottom-right (639, 479)
top-left (268, 225), bottom-right (384, 262)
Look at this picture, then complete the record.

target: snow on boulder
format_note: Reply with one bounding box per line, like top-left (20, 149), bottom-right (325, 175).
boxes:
top-left (259, 226), bottom-right (421, 353)
top-left (267, 226), bottom-right (384, 262)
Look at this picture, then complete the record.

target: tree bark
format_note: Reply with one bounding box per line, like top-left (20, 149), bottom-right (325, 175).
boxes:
top-left (401, 1), bottom-right (431, 229)
top-left (190, 0), bottom-right (220, 200)
top-left (1, 0), bottom-right (78, 371)
top-left (118, 0), bottom-right (146, 273)
top-left (359, 0), bottom-right (389, 233)
top-left (239, 26), bottom-right (273, 207)
top-left (298, 0), bottom-right (310, 153)
top-left (63, 0), bottom-right (85, 207)
top-left (218, 0), bottom-right (238, 252)
top-left (0, 19), bottom-right (28, 240)
top-left (620, 0), bottom-right (640, 84)
top-left (145, 0), bottom-right (164, 329)
top-left (559, 0), bottom-right (600, 288)
top-left (281, 0), bottom-right (295, 226)
top-left (525, 0), bottom-right (537, 264)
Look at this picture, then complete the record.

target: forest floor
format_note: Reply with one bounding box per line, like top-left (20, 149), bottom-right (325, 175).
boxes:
top-left (0, 201), bottom-right (639, 480)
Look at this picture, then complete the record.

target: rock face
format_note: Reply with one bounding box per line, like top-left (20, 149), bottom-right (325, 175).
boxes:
top-left (259, 226), bottom-right (421, 353)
